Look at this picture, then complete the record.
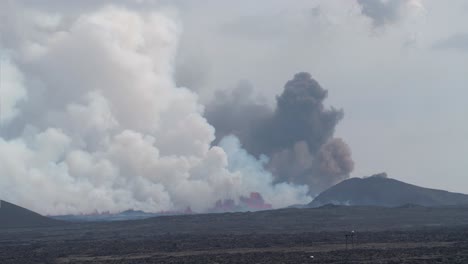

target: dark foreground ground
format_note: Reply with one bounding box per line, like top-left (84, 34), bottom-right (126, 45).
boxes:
top-left (2, 205), bottom-right (468, 263)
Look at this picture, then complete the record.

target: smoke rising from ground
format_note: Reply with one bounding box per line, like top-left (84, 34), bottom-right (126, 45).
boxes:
top-left (0, 3), bottom-right (311, 215)
top-left (206, 73), bottom-right (354, 194)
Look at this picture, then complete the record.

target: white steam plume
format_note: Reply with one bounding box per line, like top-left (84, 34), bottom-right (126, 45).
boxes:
top-left (0, 3), bottom-right (311, 215)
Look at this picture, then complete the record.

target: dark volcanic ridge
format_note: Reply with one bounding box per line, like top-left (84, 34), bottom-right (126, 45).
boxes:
top-left (0, 200), bottom-right (65, 229)
top-left (309, 173), bottom-right (468, 208)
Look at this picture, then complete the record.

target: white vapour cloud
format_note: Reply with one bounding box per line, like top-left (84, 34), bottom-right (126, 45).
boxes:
top-left (0, 3), bottom-right (311, 215)
top-left (0, 58), bottom-right (27, 124)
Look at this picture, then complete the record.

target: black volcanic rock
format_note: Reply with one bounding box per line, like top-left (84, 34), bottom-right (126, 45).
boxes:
top-left (309, 173), bottom-right (468, 207)
top-left (0, 200), bottom-right (65, 229)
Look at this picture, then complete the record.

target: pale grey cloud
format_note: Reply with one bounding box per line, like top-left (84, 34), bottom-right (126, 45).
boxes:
top-left (357, 0), bottom-right (403, 26)
top-left (433, 33), bottom-right (468, 51)
top-left (356, 0), bottom-right (424, 27)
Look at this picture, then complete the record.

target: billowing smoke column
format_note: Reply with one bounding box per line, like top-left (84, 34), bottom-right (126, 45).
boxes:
top-left (0, 3), bottom-right (311, 215)
top-left (206, 73), bottom-right (354, 194)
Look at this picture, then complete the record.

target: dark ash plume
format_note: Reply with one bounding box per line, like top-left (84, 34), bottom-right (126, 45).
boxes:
top-left (206, 72), bottom-right (354, 194)
top-left (205, 80), bottom-right (272, 147)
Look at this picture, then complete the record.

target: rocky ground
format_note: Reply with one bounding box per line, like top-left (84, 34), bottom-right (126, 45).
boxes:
top-left (2, 206), bottom-right (468, 263)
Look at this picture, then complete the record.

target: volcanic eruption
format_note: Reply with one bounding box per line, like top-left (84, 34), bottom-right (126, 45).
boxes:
top-left (0, 3), bottom-right (314, 215)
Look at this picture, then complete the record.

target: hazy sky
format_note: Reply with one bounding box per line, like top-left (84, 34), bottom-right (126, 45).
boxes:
top-left (172, 0), bottom-right (468, 193)
top-left (1, 0), bottom-right (467, 213)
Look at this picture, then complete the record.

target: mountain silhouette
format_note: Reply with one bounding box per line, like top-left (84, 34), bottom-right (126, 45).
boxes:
top-left (309, 173), bottom-right (468, 207)
top-left (0, 200), bottom-right (65, 229)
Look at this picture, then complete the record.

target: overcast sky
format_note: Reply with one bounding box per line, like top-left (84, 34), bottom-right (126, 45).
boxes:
top-left (2, 0), bottom-right (468, 196)
top-left (172, 0), bottom-right (468, 193)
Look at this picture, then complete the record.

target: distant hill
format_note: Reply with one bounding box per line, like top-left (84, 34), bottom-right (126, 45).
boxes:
top-left (0, 200), bottom-right (65, 229)
top-left (309, 173), bottom-right (468, 208)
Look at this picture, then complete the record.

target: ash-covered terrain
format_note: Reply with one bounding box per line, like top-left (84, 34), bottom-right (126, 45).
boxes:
top-left (3, 173), bottom-right (468, 264)
top-left (2, 198), bottom-right (468, 263)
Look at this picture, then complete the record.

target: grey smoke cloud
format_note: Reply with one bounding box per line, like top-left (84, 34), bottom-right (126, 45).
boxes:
top-left (206, 73), bottom-right (354, 194)
top-left (0, 2), bottom-right (311, 215)
top-left (206, 80), bottom-right (271, 147)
